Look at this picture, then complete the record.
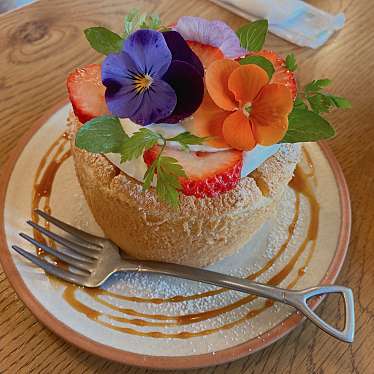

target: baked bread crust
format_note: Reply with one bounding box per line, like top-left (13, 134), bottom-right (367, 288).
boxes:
top-left (69, 113), bottom-right (301, 266)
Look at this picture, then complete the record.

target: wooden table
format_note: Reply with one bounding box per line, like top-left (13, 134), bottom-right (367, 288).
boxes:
top-left (0, 0), bottom-right (373, 372)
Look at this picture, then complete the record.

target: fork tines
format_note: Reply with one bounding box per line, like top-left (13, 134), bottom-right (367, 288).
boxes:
top-left (13, 210), bottom-right (103, 285)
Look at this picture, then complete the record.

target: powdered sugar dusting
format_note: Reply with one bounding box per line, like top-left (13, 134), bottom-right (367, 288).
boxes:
top-left (53, 166), bottom-right (311, 349)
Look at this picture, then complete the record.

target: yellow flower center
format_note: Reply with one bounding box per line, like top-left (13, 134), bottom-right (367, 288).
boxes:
top-left (133, 74), bottom-right (153, 93)
top-left (242, 102), bottom-right (252, 117)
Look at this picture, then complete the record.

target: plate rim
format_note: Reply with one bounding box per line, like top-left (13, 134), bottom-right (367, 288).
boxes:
top-left (0, 102), bottom-right (351, 370)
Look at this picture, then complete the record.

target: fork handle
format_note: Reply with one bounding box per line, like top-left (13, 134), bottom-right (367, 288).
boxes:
top-left (123, 259), bottom-right (355, 343)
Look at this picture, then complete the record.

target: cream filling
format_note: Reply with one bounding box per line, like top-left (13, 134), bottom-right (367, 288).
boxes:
top-left (104, 118), bottom-right (280, 183)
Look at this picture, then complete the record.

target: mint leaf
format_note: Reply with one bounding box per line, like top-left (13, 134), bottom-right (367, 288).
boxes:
top-left (156, 156), bottom-right (186, 208)
top-left (294, 96), bottom-right (307, 110)
top-left (167, 132), bottom-right (208, 150)
top-left (324, 94), bottom-right (352, 109)
top-left (285, 53), bottom-right (297, 71)
top-left (239, 55), bottom-right (275, 79)
top-left (75, 116), bottom-right (127, 153)
top-left (121, 128), bottom-right (162, 162)
top-left (305, 79), bottom-right (332, 94)
top-left (236, 19), bottom-right (268, 52)
top-left (124, 9), bottom-right (162, 37)
top-left (307, 93), bottom-right (333, 114)
top-left (306, 92), bottom-right (352, 114)
top-left (302, 79), bottom-right (351, 114)
top-left (281, 109), bottom-right (335, 143)
top-left (84, 27), bottom-right (123, 55)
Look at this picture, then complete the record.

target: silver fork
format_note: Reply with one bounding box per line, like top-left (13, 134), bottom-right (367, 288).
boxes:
top-left (12, 209), bottom-right (355, 343)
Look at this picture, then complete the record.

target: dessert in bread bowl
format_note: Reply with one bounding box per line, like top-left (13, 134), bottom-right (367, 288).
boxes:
top-left (67, 15), bottom-right (346, 266)
top-left (69, 113), bottom-right (300, 266)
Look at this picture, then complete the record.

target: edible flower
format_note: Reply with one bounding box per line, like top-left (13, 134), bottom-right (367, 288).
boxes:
top-left (194, 59), bottom-right (293, 150)
top-left (175, 16), bottom-right (246, 67)
top-left (102, 29), bottom-right (204, 126)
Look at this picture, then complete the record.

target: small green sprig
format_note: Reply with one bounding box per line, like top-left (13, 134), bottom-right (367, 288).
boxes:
top-left (139, 136), bottom-right (186, 208)
top-left (303, 79), bottom-right (352, 114)
top-left (285, 53), bottom-right (297, 71)
top-left (120, 128), bottom-right (161, 162)
top-left (84, 9), bottom-right (164, 55)
top-left (281, 78), bottom-right (351, 143)
top-left (124, 9), bottom-right (162, 38)
top-left (75, 116), bottom-right (207, 207)
top-left (119, 129), bottom-right (206, 207)
top-left (145, 154), bottom-right (186, 208)
top-left (167, 132), bottom-right (209, 150)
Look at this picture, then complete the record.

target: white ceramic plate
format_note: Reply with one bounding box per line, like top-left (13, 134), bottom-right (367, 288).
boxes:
top-left (0, 103), bottom-right (351, 369)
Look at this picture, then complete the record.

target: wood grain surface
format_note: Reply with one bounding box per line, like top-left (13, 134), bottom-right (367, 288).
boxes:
top-left (0, 0), bottom-right (373, 373)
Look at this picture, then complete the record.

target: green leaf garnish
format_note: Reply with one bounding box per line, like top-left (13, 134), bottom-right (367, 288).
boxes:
top-left (306, 93), bottom-right (332, 114)
top-left (325, 94), bottom-right (352, 109)
top-left (299, 79), bottom-right (352, 114)
top-left (117, 128), bottom-right (206, 207)
top-left (141, 14), bottom-right (162, 30)
top-left (167, 132), bottom-right (209, 150)
top-left (156, 156), bottom-right (186, 208)
top-left (124, 9), bottom-right (162, 38)
top-left (124, 9), bottom-right (145, 37)
top-left (84, 27), bottom-right (123, 55)
top-left (307, 93), bottom-right (352, 114)
top-left (281, 108), bottom-right (336, 143)
top-left (236, 19), bottom-right (268, 52)
top-left (294, 96), bottom-right (307, 110)
top-left (84, 10), bottom-right (163, 55)
top-left (239, 55), bottom-right (275, 79)
top-left (285, 53), bottom-right (297, 71)
top-left (143, 161), bottom-right (156, 191)
top-left (305, 79), bottom-right (332, 93)
top-left (121, 128), bottom-right (162, 162)
top-left (281, 78), bottom-right (350, 143)
top-left (75, 116), bottom-right (128, 153)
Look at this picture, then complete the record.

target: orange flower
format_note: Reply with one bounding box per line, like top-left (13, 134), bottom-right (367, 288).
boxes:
top-left (187, 41), bottom-right (224, 68)
top-left (192, 59), bottom-right (293, 151)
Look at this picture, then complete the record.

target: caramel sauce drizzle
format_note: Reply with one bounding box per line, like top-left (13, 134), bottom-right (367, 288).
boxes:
top-left (31, 133), bottom-right (71, 255)
top-left (302, 147), bottom-right (317, 184)
top-left (251, 170), bottom-right (270, 196)
top-left (31, 136), bottom-right (319, 339)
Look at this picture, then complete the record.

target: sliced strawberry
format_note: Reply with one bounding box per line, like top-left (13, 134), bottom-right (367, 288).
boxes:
top-left (144, 146), bottom-right (243, 198)
top-left (250, 50), bottom-right (297, 100)
top-left (67, 64), bottom-right (108, 124)
top-left (187, 41), bottom-right (224, 68)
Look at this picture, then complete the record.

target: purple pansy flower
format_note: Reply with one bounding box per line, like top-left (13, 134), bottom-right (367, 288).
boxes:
top-left (174, 16), bottom-right (246, 59)
top-left (102, 29), bottom-right (204, 126)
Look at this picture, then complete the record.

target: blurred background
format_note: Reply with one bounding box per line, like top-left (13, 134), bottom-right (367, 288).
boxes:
top-left (0, 0), bottom-right (33, 13)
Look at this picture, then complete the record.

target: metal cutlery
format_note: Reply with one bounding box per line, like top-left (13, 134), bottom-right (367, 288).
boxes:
top-left (12, 209), bottom-right (355, 343)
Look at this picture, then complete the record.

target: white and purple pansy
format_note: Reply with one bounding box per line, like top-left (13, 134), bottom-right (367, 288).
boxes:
top-left (174, 16), bottom-right (246, 59)
top-left (101, 29), bottom-right (204, 126)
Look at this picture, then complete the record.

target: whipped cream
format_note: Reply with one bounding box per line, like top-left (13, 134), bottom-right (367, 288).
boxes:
top-left (104, 118), bottom-right (280, 182)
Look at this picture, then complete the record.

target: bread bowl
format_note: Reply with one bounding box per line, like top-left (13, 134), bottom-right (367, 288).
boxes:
top-left (69, 113), bottom-right (300, 266)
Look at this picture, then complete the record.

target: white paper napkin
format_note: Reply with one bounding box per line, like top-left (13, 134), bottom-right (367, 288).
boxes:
top-left (211, 0), bottom-right (345, 48)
